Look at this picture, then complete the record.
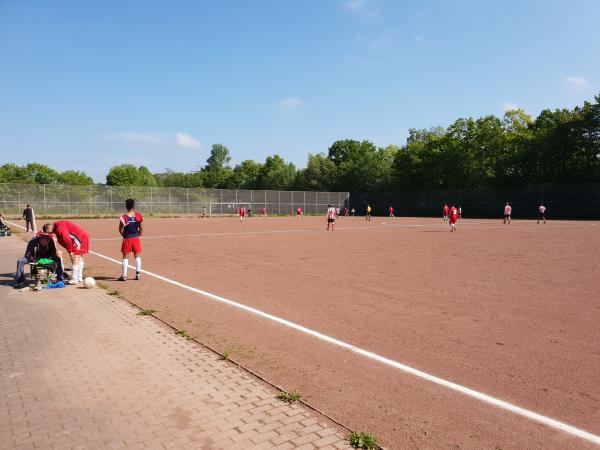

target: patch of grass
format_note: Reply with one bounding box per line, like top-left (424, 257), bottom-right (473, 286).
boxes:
top-left (220, 350), bottom-right (230, 361)
top-left (278, 390), bottom-right (301, 404)
top-left (108, 290), bottom-right (121, 297)
top-left (175, 329), bottom-right (192, 340)
top-left (97, 281), bottom-right (109, 290)
top-left (348, 431), bottom-right (377, 449)
top-left (137, 309), bottom-right (156, 316)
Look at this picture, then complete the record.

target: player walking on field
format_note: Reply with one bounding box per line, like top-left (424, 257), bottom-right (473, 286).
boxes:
top-left (326, 204), bottom-right (336, 231)
top-left (366, 204), bottom-right (372, 221)
top-left (442, 203), bottom-right (449, 221)
top-left (389, 206), bottom-right (395, 218)
top-left (297, 206), bottom-right (303, 219)
top-left (118, 199), bottom-right (144, 281)
top-left (449, 204), bottom-right (458, 232)
top-left (239, 206), bottom-right (246, 222)
top-left (538, 203), bottom-right (547, 224)
top-left (503, 202), bottom-right (512, 224)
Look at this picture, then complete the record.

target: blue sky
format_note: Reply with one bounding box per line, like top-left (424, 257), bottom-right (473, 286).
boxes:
top-left (1, 0), bottom-right (599, 182)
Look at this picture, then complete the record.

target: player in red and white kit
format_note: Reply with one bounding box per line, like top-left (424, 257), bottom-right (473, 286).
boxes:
top-left (239, 206), bottom-right (246, 222)
top-left (297, 206), bottom-right (303, 219)
top-left (261, 207), bottom-right (267, 217)
top-left (449, 204), bottom-right (458, 232)
top-left (326, 204), bottom-right (336, 231)
top-left (503, 202), bottom-right (512, 224)
top-left (49, 220), bottom-right (90, 285)
top-left (442, 203), bottom-right (449, 221)
top-left (118, 198), bottom-right (144, 281)
top-left (389, 206), bottom-right (395, 218)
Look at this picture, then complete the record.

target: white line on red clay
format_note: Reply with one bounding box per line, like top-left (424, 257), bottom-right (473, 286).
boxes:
top-left (88, 221), bottom-right (597, 241)
top-left (9, 219), bottom-right (600, 445)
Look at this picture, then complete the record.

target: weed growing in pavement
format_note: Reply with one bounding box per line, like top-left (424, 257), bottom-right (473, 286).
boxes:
top-left (97, 281), bottom-right (109, 290)
top-left (137, 309), bottom-right (156, 316)
top-left (108, 290), bottom-right (121, 297)
top-left (348, 431), bottom-right (377, 449)
top-left (278, 390), bottom-right (301, 403)
top-left (175, 329), bottom-right (192, 339)
top-left (220, 351), bottom-right (230, 361)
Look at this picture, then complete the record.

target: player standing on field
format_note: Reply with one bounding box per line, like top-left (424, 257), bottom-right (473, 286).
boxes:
top-left (503, 202), bottom-right (512, 224)
top-left (239, 206), bottom-right (246, 222)
top-left (538, 203), bottom-right (547, 224)
top-left (22, 204), bottom-right (36, 232)
top-left (118, 198), bottom-right (143, 281)
top-left (366, 204), bottom-right (372, 221)
top-left (326, 204), bottom-right (336, 231)
top-left (449, 204), bottom-right (458, 232)
top-left (297, 206), bottom-right (302, 219)
top-left (442, 203), bottom-right (449, 221)
top-left (389, 206), bottom-right (395, 218)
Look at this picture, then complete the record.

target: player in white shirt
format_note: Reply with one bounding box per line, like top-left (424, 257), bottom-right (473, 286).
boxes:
top-left (503, 202), bottom-right (512, 224)
top-left (538, 203), bottom-right (547, 224)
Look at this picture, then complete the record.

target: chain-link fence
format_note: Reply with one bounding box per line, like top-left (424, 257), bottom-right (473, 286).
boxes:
top-left (0, 184), bottom-right (349, 218)
top-left (349, 184), bottom-right (600, 219)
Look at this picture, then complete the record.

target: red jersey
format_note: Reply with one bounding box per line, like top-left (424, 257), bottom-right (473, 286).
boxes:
top-left (449, 207), bottom-right (458, 222)
top-left (443, 205), bottom-right (449, 215)
top-left (297, 207), bottom-right (302, 215)
top-left (261, 207), bottom-right (266, 215)
top-left (389, 207), bottom-right (394, 213)
top-left (240, 207), bottom-right (246, 217)
top-left (53, 221), bottom-right (89, 255)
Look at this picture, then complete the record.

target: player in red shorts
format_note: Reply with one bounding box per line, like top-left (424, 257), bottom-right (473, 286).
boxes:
top-left (297, 206), bottom-right (303, 219)
top-left (118, 198), bottom-right (144, 281)
top-left (442, 203), bottom-right (449, 221)
top-left (389, 206), bottom-right (395, 218)
top-left (449, 204), bottom-right (458, 232)
top-left (239, 206), bottom-right (246, 222)
top-left (261, 207), bottom-right (267, 217)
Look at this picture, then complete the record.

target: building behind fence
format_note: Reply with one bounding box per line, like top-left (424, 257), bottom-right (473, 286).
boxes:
top-left (0, 184), bottom-right (349, 217)
top-left (350, 183), bottom-right (600, 219)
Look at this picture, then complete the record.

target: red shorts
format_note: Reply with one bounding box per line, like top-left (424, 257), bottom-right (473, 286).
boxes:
top-left (449, 217), bottom-right (457, 224)
top-left (121, 237), bottom-right (142, 254)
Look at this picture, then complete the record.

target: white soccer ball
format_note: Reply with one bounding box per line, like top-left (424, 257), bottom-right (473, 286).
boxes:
top-left (83, 277), bottom-right (96, 289)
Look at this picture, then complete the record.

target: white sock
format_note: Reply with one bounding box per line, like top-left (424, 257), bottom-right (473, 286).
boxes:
top-left (122, 259), bottom-right (128, 277)
top-left (78, 261), bottom-right (84, 281)
top-left (70, 264), bottom-right (80, 281)
top-left (135, 257), bottom-right (141, 273)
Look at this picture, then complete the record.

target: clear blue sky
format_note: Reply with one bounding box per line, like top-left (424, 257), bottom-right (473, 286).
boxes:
top-left (1, 0), bottom-right (599, 182)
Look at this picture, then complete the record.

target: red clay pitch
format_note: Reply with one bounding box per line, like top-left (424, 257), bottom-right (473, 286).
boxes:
top-left (69, 215), bottom-right (599, 449)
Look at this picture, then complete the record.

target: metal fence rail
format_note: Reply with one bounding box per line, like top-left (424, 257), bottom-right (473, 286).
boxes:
top-left (0, 184), bottom-right (350, 217)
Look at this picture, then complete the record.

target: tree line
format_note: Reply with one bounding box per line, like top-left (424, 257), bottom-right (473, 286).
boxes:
top-left (2, 94), bottom-right (598, 192)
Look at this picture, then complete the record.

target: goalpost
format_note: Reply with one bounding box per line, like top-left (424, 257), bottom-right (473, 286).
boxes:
top-left (209, 202), bottom-right (251, 216)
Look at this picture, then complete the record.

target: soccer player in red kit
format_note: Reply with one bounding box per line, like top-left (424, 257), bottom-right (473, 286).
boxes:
top-left (449, 204), bottom-right (458, 232)
top-left (442, 203), bottom-right (449, 221)
top-left (261, 207), bottom-right (267, 217)
top-left (49, 220), bottom-right (90, 285)
top-left (389, 206), bottom-right (395, 218)
top-left (297, 206), bottom-right (302, 219)
top-left (239, 206), bottom-right (246, 222)
top-left (503, 202), bottom-right (512, 224)
top-left (118, 198), bottom-right (144, 281)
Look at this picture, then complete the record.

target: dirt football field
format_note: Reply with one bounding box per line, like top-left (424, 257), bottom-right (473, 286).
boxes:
top-left (46, 215), bottom-right (600, 449)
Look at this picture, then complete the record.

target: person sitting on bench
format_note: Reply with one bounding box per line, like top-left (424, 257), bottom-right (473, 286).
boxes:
top-left (14, 230), bottom-right (64, 288)
top-left (0, 213), bottom-right (11, 236)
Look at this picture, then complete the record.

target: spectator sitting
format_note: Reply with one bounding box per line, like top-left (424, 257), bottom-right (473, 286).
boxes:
top-left (14, 229), bottom-right (64, 288)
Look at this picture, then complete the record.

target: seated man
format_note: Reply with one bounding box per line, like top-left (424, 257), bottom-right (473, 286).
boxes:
top-left (0, 213), bottom-right (11, 236)
top-left (14, 231), bottom-right (64, 288)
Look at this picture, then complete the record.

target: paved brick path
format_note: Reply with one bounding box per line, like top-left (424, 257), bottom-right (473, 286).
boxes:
top-left (0, 236), bottom-right (352, 449)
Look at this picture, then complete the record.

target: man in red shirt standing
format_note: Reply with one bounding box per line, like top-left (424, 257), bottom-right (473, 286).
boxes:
top-left (442, 203), bottom-right (449, 221)
top-left (503, 202), bottom-right (512, 224)
top-left (48, 220), bottom-right (90, 285)
top-left (449, 204), bottom-right (458, 232)
top-left (389, 206), bottom-right (395, 218)
top-left (261, 207), bottom-right (267, 217)
top-left (297, 206), bottom-right (303, 219)
top-left (239, 206), bottom-right (246, 222)
top-left (326, 204), bottom-right (336, 231)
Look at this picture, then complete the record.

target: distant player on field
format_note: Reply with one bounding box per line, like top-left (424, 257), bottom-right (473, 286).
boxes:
top-left (503, 202), bottom-right (512, 224)
top-left (22, 204), bottom-right (36, 232)
top-left (202, 207), bottom-right (206, 218)
top-left (538, 203), bottom-right (547, 224)
top-left (297, 206), bottom-right (303, 219)
top-left (449, 204), bottom-right (458, 232)
top-left (326, 204), bottom-right (336, 231)
top-left (442, 203), bottom-right (449, 221)
top-left (239, 206), bottom-right (246, 222)
top-left (261, 207), bottom-right (267, 217)
top-left (389, 206), bottom-right (395, 218)
top-left (118, 198), bottom-right (144, 281)
top-left (458, 206), bottom-right (462, 219)
top-left (366, 204), bottom-right (372, 221)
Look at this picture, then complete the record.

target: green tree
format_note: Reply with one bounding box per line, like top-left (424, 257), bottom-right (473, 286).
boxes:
top-left (106, 164), bottom-right (157, 186)
top-left (60, 170), bottom-right (94, 185)
top-left (256, 155), bottom-right (296, 190)
top-left (226, 160), bottom-right (263, 189)
top-left (201, 144), bottom-right (233, 188)
top-left (295, 153), bottom-right (336, 191)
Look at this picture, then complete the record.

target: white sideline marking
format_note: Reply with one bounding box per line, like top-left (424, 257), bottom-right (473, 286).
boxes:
top-left (8, 220), bottom-right (600, 445)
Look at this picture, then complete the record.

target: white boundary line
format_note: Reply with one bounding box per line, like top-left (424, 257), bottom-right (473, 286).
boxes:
top-left (7, 220), bottom-right (600, 445)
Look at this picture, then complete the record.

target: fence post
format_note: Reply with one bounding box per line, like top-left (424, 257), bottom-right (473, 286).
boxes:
top-left (17, 184), bottom-right (21, 216)
top-left (169, 188), bottom-right (172, 216)
top-left (303, 191), bottom-right (306, 215)
top-left (186, 188), bottom-right (189, 215)
top-left (150, 187), bottom-right (153, 215)
top-left (43, 184), bottom-right (46, 215)
top-left (278, 191), bottom-right (281, 215)
top-left (67, 185), bottom-right (70, 216)
top-left (250, 190), bottom-right (253, 211)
